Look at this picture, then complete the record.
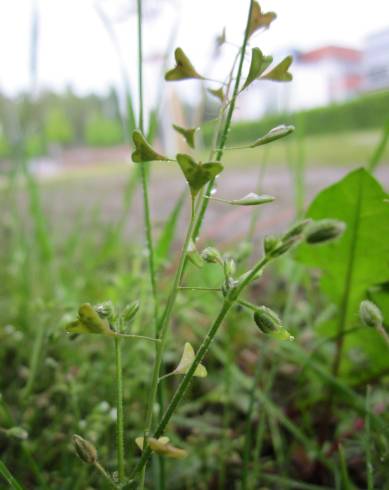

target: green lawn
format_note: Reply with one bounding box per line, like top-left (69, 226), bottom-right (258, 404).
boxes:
top-left (218, 129), bottom-right (389, 168)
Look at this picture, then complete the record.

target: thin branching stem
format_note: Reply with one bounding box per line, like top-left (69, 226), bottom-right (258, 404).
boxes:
top-left (140, 200), bottom-right (197, 484)
top-left (136, 0), bottom-right (159, 325)
top-left (94, 461), bottom-right (119, 489)
top-left (114, 337), bottom-right (125, 482)
top-left (192, 0), bottom-right (255, 241)
top-left (365, 385), bottom-right (374, 490)
top-left (130, 256), bottom-right (270, 479)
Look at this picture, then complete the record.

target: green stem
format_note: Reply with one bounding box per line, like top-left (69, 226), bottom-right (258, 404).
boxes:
top-left (130, 256), bottom-right (270, 479)
top-left (365, 386), bottom-right (373, 490)
top-left (376, 323), bottom-right (389, 347)
top-left (192, 0), bottom-right (254, 241)
top-left (332, 171), bottom-right (363, 377)
top-left (22, 324), bottom-right (45, 399)
top-left (241, 359), bottom-right (262, 490)
top-left (114, 337), bottom-right (125, 483)
top-left (135, 0), bottom-right (159, 326)
top-left (117, 333), bottom-right (160, 343)
top-left (135, 1), bottom-right (166, 488)
top-left (95, 461), bottom-right (120, 489)
top-left (140, 200), bottom-right (197, 483)
top-left (0, 460), bottom-right (25, 490)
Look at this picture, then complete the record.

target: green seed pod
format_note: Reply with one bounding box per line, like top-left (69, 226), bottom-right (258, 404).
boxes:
top-left (72, 434), bottom-right (97, 465)
top-left (95, 301), bottom-right (114, 321)
top-left (122, 300), bottom-right (140, 323)
top-left (7, 427), bottom-right (28, 440)
top-left (305, 219), bottom-right (345, 244)
top-left (282, 219), bottom-right (312, 240)
top-left (201, 247), bottom-right (223, 265)
top-left (359, 300), bottom-right (383, 328)
top-left (253, 306), bottom-right (282, 334)
top-left (263, 235), bottom-right (280, 255)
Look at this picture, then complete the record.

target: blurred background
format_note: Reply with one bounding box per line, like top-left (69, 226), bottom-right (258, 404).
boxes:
top-left (1, 0), bottom-right (389, 243)
top-left (1, 2), bottom-right (389, 488)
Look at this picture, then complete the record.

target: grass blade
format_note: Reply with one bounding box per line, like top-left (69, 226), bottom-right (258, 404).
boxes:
top-left (365, 385), bottom-right (374, 490)
top-left (368, 118), bottom-right (389, 173)
top-left (155, 191), bottom-right (186, 268)
top-left (0, 460), bottom-right (26, 490)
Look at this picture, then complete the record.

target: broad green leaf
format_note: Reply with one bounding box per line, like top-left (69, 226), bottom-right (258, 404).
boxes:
top-left (296, 168), bottom-right (389, 376)
top-left (66, 303), bottom-right (114, 336)
top-left (250, 125), bottom-right (295, 147)
top-left (155, 192), bottom-right (186, 267)
top-left (174, 342), bottom-right (207, 377)
top-left (208, 87), bottom-right (225, 103)
top-left (131, 130), bottom-right (170, 163)
top-left (176, 153), bottom-right (223, 198)
top-left (172, 124), bottom-right (199, 149)
top-left (241, 48), bottom-right (273, 91)
top-left (261, 56), bottom-right (293, 82)
top-left (165, 48), bottom-right (204, 82)
top-left (135, 437), bottom-right (187, 459)
top-left (248, 2), bottom-right (277, 38)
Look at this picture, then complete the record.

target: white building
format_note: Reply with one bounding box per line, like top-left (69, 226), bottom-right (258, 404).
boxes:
top-left (362, 28), bottom-right (389, 92)
top-left (236, 46), bottom-right (363, 120)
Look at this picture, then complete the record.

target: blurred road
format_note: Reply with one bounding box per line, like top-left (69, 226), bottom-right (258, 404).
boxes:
top-left (32, 164), bottom-right (389, 247)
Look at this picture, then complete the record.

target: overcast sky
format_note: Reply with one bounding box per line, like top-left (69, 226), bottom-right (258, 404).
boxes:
top-left (1, 0), bottom-right (388, 96)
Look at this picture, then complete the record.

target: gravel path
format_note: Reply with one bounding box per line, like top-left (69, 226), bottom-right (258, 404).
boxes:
top-left (27, 164), bottom-right (389, 247)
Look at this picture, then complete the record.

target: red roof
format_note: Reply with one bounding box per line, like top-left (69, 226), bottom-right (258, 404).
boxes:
top-left (300, 46), bottom-right (362, 63)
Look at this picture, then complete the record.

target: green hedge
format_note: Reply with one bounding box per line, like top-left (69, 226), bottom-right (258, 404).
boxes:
top-left (204, 90), bottom-right (389, 146)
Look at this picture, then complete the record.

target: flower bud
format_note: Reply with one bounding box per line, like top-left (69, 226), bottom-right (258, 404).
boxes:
top-left (95, 301), bottom-right (114, 321)
top-left (7, 427), bottom-right (28, 440)
top-left (223, 256), bottom-right (236, 278)
top-left (263, 235), bottom-right (280, 255)
top-left (305, 219), bottom-right (345, 244)
top-left (72, 434), bottom-right (97, 464)
top-left (221, 277), bottom-right (238, 297)
top-left (201, 247), bottom-right (223, 265)
top-left (359, 300), bottom-right (383, 328)
top-left (253, 306), bottom-right (282, 334)
top-left (122, 300), bottom-right (140, 323)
